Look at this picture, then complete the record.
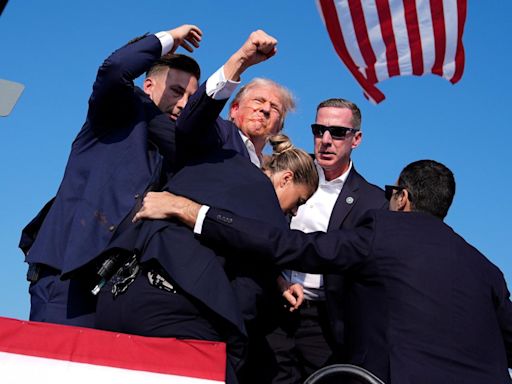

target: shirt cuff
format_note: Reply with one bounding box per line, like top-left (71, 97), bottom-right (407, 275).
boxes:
top-left (193, 205), bottom-right (210, 235)
top-left (206, 66), bottom-right (240, 100)
top-left (155, 31), bottom-right (175, 56)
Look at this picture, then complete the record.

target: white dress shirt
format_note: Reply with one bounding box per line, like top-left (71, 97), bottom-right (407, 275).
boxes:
top-left (283, 161), bottom-right (352, 300)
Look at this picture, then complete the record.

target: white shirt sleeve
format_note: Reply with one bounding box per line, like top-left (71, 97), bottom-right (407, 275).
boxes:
top-left (205, 66), bottom-right (240, 100)
top-left (193, 205), bottom-right (211, 235)
top-left (155, 31), bottom-right (175, 56)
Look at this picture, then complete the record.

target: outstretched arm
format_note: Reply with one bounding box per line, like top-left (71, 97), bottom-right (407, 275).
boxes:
top-left (175, 29), bottom-right (279, 143)
top-left (222, 29), bottom-right (278, 81)
top-left (133, 192), bottom-right (374, 275)
top-left (88, 24), bottom-right (202, 125)
top-left (132, 191), bottom-right (201, 224)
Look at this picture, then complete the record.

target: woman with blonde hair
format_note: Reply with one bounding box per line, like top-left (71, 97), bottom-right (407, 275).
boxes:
top-left (94, 134), bottom-right (318, 383)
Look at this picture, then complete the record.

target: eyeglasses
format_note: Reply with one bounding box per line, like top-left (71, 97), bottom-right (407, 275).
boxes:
top-left (384, 185), bottom-right (406, 201)
top-left (311, 124), bottom-right (358, 140)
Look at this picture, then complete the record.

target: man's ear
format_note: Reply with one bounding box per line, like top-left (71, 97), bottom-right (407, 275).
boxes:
top-left (351, 130), bottom-right (363, 149)
top-left (143, 77), bottom-right (154, 96)
top-left (229, 102), bottom-right (240, 121)
top-left (396, 189), bottom-right (411, 212)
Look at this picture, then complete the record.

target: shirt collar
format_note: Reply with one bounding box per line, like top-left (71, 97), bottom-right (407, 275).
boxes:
top-left (239, 131), bottom-right (262, 167)
top-left (316, 160), bottom-right (352, 188)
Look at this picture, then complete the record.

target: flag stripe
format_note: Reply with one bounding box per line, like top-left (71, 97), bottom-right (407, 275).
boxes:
top-left (375, 0), bottom-right (400, 78)
top-left (403, 0), bottom-right (424, 75)
top-left (450, 0), bottom-right (467, 83)
top-left (389, 0), bottom-right (413, 76)
top-left (416, 0), bottom-right (436, 72)
top-left (319, 0), bottom-right (385, 102)
top-left (318, 0), bottom-right (467, 102)
top-left (441, 0), bottom-right (458, 80)
top-left (347, 0), bottom-right (378, 84)
top-left (429, 0), bottom-right (446, 77)
top-left (0, 317), bottom-right (226, 381)
top-left (361, 0), bottom-right (389, 82)
top-left (0, 352), bottom-right (222, 384)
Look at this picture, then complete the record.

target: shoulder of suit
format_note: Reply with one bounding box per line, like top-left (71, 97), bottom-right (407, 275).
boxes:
top-left (348, 167), bottom-right (387, 206)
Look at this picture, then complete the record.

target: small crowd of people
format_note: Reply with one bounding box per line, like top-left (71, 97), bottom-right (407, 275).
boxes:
top-left (19, 24), bottom-right (512, 384)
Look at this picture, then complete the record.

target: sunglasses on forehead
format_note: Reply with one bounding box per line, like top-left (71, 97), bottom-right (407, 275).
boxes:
top-left (311, 124), bottom-right (358, 139)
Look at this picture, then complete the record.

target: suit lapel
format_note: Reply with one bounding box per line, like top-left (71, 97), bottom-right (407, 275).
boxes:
top-left (327, 168), bottom-right (361, 230)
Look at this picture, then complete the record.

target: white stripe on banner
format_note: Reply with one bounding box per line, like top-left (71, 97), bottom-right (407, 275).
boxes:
top-left (417, 0), bottom-right (436, 72)
top-left (389, 0), bottom-right (412, 76)
top-left (442, 0), bottom-right (459, 80)
top-left (335, 0), bottom-right (367, 75)
top-left (362, 0), bottom-right (390, 82)
top-left (0, 317), bottom-right (226, 384)
top-left (0, 352), bottom-right (223, 384)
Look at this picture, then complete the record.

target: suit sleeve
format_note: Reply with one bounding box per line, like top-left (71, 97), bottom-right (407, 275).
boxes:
top-left (87, 34), bottom-right (163, 126)
top-left (174, 82), bottom-right (231, 160)
top-left (201, 208), bottom-right (376, 273)
top-left (494, 273), bottom-right (512, 366)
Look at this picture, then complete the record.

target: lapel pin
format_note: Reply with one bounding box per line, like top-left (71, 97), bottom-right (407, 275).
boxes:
top-left (346, 196), bottom-right (354, 204)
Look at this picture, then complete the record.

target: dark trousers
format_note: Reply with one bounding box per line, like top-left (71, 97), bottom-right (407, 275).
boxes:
top-left (29, 264), bottom-right (97, 328)
top-left (95, 264), bottom-right (238, 384)
top-left (95, 266), bottom-right (222, 340)
top-left (266, 300), bottom-right (335, 384)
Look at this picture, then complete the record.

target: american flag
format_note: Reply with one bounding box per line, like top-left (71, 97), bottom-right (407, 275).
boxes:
top-left (317, 0), bottom-right (467, 103)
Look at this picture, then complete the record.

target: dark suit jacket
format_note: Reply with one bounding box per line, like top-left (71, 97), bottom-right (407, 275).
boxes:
top-left (200, 208), bottom-right (512, 384)
top-left (20, 35), bottom-right (229, 277)
top-left (21, 35), bottom-right (171, 274)
top-left (98, 150), bottom-right (288, 365)
top-left (322, 167), bottom-right (388, 355)
top-left (176, 82), bottom-right (250, 161)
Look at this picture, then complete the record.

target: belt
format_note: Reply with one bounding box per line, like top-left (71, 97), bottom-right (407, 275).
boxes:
top-left (26, 263), bottom-right (60, 283)
top-left (301, 299), bottom-right (326, 310)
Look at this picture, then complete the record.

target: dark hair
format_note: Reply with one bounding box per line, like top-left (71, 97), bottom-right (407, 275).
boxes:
top-left (146, 53), bottom-right (201, 81)
top-left (126, 33), bottom-right (201, 81)
top-left (262, 134), bottom-right (319, 195)
top-left (316, 98), bottom-right (362, 130)
top-left (398, 160), bottom-right (455, 219)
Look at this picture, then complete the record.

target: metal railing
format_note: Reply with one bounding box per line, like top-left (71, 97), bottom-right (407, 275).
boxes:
top-left (304, 364), bottom-right (386, 384)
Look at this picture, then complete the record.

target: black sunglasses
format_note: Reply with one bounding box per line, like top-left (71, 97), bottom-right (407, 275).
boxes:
top-left (311, 124), bottom-right (358, 140)
top-left (384, 185), bottom-right (406, 201)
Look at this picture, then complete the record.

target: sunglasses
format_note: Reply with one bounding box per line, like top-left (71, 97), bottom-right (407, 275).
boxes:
top-left (384, 185), bottom-right (406, 201)
top-left (311, 124), bottom-right (358, 139)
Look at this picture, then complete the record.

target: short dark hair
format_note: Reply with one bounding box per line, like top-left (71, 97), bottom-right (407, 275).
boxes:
top-left (146, 53), bottom-right (201, 81)
top-left (126, 33), bottom-right (201, 81)
top-left (316, 98), bottom-right (362, 130)
top-left (398, 160), bottom-right (455, 220)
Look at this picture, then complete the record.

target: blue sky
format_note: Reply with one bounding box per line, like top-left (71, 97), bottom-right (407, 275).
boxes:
top-left (1, 1), bottom-right (511, 320)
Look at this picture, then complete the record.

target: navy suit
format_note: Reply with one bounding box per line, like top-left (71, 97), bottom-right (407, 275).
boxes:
top-left (268, 167), bottom-right (387, 382)
top-left (94, 150), bottom-right (288, 381)
top-left (199, 208), bottom-right (512, 384)
top-left (323, 168), bottom-right (388, 357)
top-left (19, 34), bottom-right (227, 327)
top-left (177, 82), bottom-right (250, 159)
